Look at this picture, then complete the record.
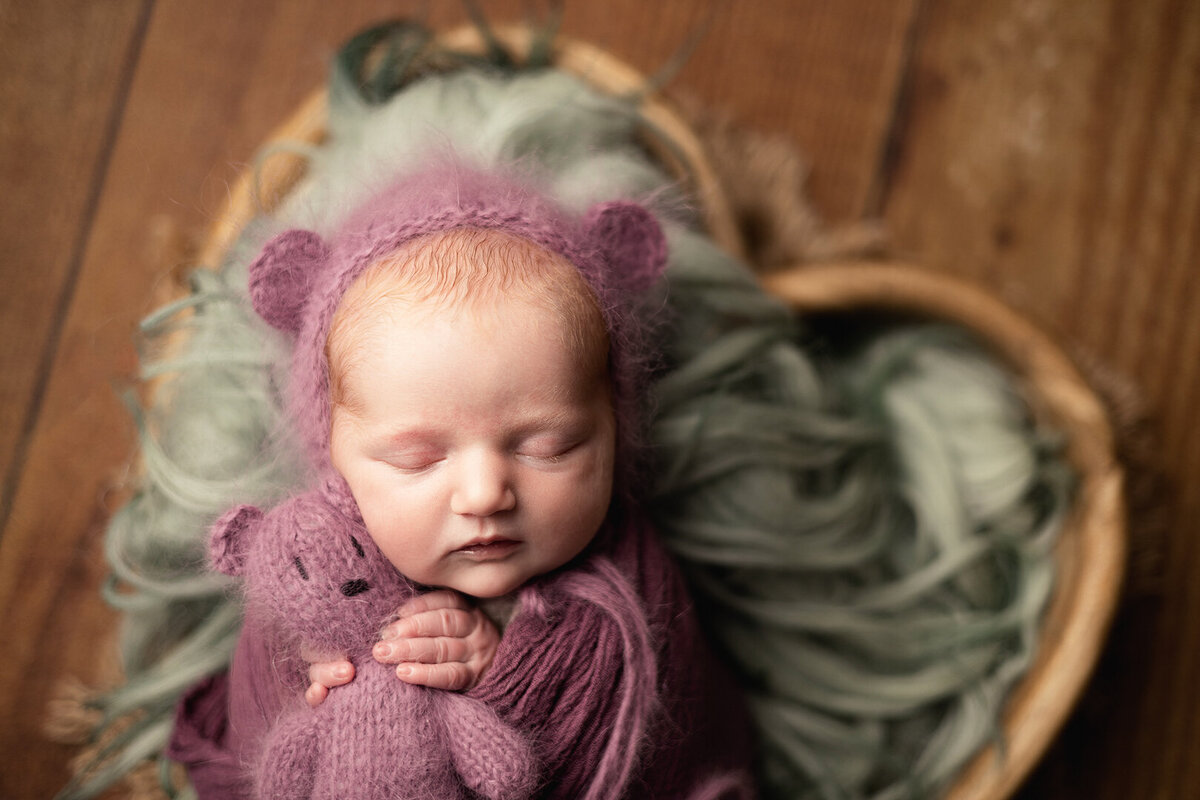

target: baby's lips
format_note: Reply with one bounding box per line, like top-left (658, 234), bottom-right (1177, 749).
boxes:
top-left (451, 539), bottom-right (522, 562)
top-left (453, 535), bottom-right (520, 551)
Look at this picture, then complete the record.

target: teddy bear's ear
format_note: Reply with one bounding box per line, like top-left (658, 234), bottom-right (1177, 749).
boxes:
top-left (209, 504), bottom-right (263, 577)
top-left (248, 229), bottom-right (331, 333)
top-left (583, 201), bottom-right (668, 294)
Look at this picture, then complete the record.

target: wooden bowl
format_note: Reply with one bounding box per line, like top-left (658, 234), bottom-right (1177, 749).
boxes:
top-left (200, 23), bottom-right (1125, 800)
top-left (763, 264), bottom-right (1126, 800)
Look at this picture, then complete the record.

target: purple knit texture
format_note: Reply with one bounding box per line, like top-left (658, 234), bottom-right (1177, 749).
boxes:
top-left (204, 476), bottom-right (539, 799)
top-left (173, 501), bottom-right (756, 799)
top-left (248, 163), bottom-right (668, 497)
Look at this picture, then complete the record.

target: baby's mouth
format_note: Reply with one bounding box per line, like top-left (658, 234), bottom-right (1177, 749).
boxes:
top-left (453, 538), bottom-right (520, 560)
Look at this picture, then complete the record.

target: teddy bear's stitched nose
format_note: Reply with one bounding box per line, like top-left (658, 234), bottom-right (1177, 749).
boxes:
top-left (340, 579), bottom-right (370, 597)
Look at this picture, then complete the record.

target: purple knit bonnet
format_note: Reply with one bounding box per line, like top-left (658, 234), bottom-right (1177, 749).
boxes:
top-left (247, 162), bottom-right (669, 497)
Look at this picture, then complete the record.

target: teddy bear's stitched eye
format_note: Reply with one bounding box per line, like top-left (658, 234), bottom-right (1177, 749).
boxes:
top-left (349, 535), bottom-right (365, 558)
top-left (293, 556), bottom-right (309, 581)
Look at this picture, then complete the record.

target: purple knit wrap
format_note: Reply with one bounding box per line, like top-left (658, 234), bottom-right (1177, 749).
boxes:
top-left (171, 503), bottom-right (757, 799)
top-left (248, 163), bottom-right (668, 494)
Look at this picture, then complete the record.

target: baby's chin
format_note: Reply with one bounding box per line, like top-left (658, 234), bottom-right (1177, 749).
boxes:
top-left (439, 568), bottom-right (529, 600)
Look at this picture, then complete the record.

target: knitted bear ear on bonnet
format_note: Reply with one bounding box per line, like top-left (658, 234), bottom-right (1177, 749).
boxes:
top-left (582, 200), bottom-right (669, 294)
top-left (248, 230), bottom-right (331, 334)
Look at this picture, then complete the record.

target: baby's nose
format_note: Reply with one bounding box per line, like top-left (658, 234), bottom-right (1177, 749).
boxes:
top-left (450, 451), bottom-right (516, 516)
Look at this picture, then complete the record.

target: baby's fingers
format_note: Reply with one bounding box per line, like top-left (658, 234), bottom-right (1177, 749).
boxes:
top-left (395, 661), bottom-right (475, 691)
top-left (305, 682), bottom-right (329, 708)
top-left (308, 660), bottom-right (355, 689)
top-left (382, 606), bottom-right (477, 640)
top-left (394, 590), bottom-right (470, 618)
top-left (374, 636), bottom-right (469, 665)
top-left (375, 592), bottom-right (499, 691)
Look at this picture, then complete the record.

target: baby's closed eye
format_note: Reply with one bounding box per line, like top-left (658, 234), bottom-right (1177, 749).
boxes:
top-left (515, 436), bottom-right (580, 463)
top-left (380, 449), bottom-right (446, 473)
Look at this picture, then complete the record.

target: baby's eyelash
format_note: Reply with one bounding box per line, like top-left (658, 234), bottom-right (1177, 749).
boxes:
top-left (516, 441), bottom-right (576, 463)
top-left (376, 454), bottom-right (443, 473)
top-left (390, 461), bottom-right (439, 474)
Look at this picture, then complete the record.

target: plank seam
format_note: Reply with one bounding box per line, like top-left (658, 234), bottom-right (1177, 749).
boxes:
top-left (0, 0), bottom-right (157, 537)
top-left (861, 0), bottom-right (928, 218)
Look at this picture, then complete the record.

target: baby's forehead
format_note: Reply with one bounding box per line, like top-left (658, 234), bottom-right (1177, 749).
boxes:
top-left (328, 226), bottom-right (611, 401)
top-left (345, 228), bottom-right (581, 319)
top-left (347, 229), bottom-right (566, 315)
top-left (397, 227), bottom-right (570, 289)
top-left (405, 226), bottom-right (562, 262)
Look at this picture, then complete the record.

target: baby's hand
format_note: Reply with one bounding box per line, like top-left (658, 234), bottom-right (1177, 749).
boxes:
top-left (304, 654), bottom-right (354, 708)
top-left (373, 590), bottom-right (499, 691)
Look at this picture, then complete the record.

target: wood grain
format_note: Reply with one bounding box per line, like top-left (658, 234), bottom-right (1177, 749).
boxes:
top-left (879, 1), bottom-right (1200, 798)
top-left (0, 2), bottom-right (149, 794)
top-left (0, 0), bottom-right (149, 531)
top-left (547, 0), bottom-right (921, 220)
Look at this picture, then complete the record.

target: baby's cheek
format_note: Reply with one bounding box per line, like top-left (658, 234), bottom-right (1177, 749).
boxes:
top-left (361, 502), bottom-right (441, 576)
top-left (353, 470), bottom-right (420, 525)
top-left (537, 473), bottom-right (609, 545)
top-left (576, 458), bottom-right (615, 514)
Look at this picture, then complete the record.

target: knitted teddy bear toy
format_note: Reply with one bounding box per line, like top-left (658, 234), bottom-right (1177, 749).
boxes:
top-left (208, 478), bottom-right (539, 800)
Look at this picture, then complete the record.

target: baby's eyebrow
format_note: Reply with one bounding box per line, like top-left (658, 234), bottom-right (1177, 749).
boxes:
top-left (380, 407), bottom-right (590, 442)
top-left (501, 417), bottom-right (595, 448)
top-left (510, 407), bottom-right (593, 435)
top-left (374, 422), bottom-right (441, 441)
top-left (380, 428), bottom-right (446, 448)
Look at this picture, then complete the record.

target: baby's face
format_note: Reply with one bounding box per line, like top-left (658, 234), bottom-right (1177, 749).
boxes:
top-left (329, 290), bottom-right (615, 599)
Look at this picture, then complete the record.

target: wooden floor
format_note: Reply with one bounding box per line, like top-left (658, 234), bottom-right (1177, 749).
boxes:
top-left (2, 1), bottom-right (1198, 797)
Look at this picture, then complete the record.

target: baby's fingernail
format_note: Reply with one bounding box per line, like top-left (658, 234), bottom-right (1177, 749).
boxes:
top-left (382, 622), bottom-right (409, 640)
top-left (334, 664), bottom-right (351, 679)
top-left (374, 643), bottom-right (391, 659)
top-left (396, 665), bottom-right (412, 678)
